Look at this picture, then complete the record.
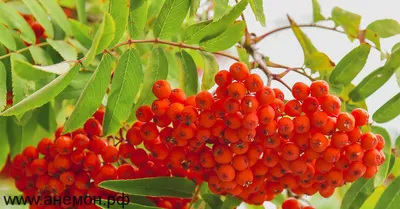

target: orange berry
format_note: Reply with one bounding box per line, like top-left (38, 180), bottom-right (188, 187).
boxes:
top-left (331, 131), bottom-right (349, 149)
top-left (363, 166), bottom-right (377, 178)
top-left (151, 99), bottom-right (170, 116)
top-left (278, 117), bottom-right (294, 135)
top-left (310, 80), bottom-right (329, 98)
top-left (232, 155), bottom-right (249, 171)
top-left (166, 103), bottom-right (184, 121)
top-left (195, 91), bottom-right (214, 109)
top-left (351, 108), bottom-right (369, 126)
top-left (293, 115), bottom-right (310, 134)
top-left (262, 149), bottom-right (280, 167)
top-left (213, 144), bottom-right (233, 164)
top-left (360, 132), bottom-right (378, 150)
top-left (363, 149), bottom-right (381, 167)
top-left (281, 142), bottom-right (300, 161)
top-left (229, 62), bottom-right (250, 81)
top-left (215, 70), bottom-right (233, 87)
top-left (169, 88), bottom-right (186, 103)
top-left (311, 111), bottom-right (328, 128)
top-left (242, 113), bottom-right (259, 129)
top-left (322, 147), bottom-right (340, 163)
top-left (136, 105), bottom-right (154, 122)
top-left (245, 74), bottom-right (263, 92)
top-left (225, 112), bottom-right (243, 129)
top-left (315, 158), bottom-right (332, 173)
top-left (217, 164), bottom-right (236, 182)
top-left (319, 116), bottom-right (336, 135)
top-left (139, 122), bottom-right (159, 141)
top-left (285, 100), bottom-right (302, 117)
top-left (282, 198), bottom-right (301, 209)
top-left (235, 168), bottom-right (253, 187)
top-left (292, 82), bottom-right (310, 100)
top-left (256, 87), bottom-right (276, 105)
top-left (241, 95), bottom-right (259, 113)
top-left (224, 98), bottom-right (240, 114)
top-left (375, 134), bottom-right (385, 150)
top-left (198, 110), bottom-right (217, 128)
top-left (345, 144), bottom-right (364, 161)
top-left (228, 82), bottom-right (247, 100)
top-left (231, 140), bottom-right (250, 155)
top-left (347, 126), bottom-right (362, 143)
top-left (273, 88), bottom-right (285, 101)
top-left (152, 80), bottom-right (171, 99)
top-left (257, 105), bottom-right (275, 124)
top-left (320, 95), bottom-right (341, 116)
top-left (348, 161), bottom-right (366, 177)
top-left (336, 113), bottom-right (355, 132)
top-left (309, 133), bottom-right (329, 153)
top-left (200, 150), bottom-right (216, 168)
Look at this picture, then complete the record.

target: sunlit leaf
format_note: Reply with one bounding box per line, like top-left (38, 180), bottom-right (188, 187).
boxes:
top-left (305, 52), bottom-right (335, 72)
top-left (367, 19), bottom-right (400, 38)
top-left (29, 46), bottom-right (53, 65)
top-left (0, 62), bottom-right (6, 111)
top-left (341, 178), bottom-right (375, 209)
top-left (38, 0), bottom-right (72, 35)
top-left (288, 16), bottom-right (317, 59)
top-left (190, 0), bottom-right (201, 17)
top-left (176, 50), bottom-right (198, 96)
top-left (129, 0), bottom-right (148, 39)
top-left (76, 0), bottom-right (87, 24)
top-left (63, 54), bottom-right (114, 134)
top-left (374, 176), bottom-right (400, 209)
top-left (0, 117), bottom-right (9, 169)
top-left (249, 0), bottom-right (266, 26)
top-left (312, 0), bottom-right (326, 22)
top-left (47, 39), bottom-right (77, 61)
top-left (360, 186), bottom-right (385, 209)
top-left (214, 0), bottom-right (229, 19)
top-left (0, 25), bottom-right (16, 51)
top-left (153, 0), bottom-right (191, 39)
top-left (69, 19), bottom-right (93, 49)
top-left (331, 7), bottom-right (361, 41)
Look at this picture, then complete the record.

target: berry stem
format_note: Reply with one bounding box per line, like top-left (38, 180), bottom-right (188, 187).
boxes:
top-left (0, 42), bottom-right (49, 60)
top-left (188, 183), bottom-right (203, 209)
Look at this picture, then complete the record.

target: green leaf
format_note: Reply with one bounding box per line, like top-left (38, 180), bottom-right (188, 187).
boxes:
top-left (396, 135), bottom-right (400, 152)
top-left (214, 0), bottom-right (229, 19)
top-left (374, 176), bottom-right (400, 209)
top-left (222, 195), bottom-right (241, 209)
top-left (331, 7), bottom-right (361, 41)
top-left (29, 46), bottom-right (53, 66)
top-left (190, 0), bottom-right (201, 17)
top-left (127, 47), bottom-right (168, 123)
top-left (129, 196), bottom-right (156, 207)
top-left (373, 93), bottom-right (400, 123)
top-left (396, 68), bottom-right (400, 88)
top-left (12, 59), bottom-right (53, 81)
top-left (249, 0), bottom-right (266, 26)
top-left (365, 30), bottom-right (381, 50)
top-left (36, 102), bottom-right (57, 133)
top-left (99, 203), bottom-right (161, 209)
top-left (0, 62), bottom-right (6, 111)
top-left (371, 126), bottom-right (392, 187)
top-left (312, 0), bottom-right (326, 22)
top-left (108, 0), bottom-right (129, 47)
top-left (176, 50), bottom-right (198, 96)
top-left (153, 0), bottom-right (191, 39)
top-left (38, 0), bottom-right (71, 35)
top-left (200, 21), bottom-right (246, 52)
top-left (0, 117), bottom-right (10, 169)
top-left (103, 48), bottom-right (143, 136)
top-left (184, 0), bottom-right (249, 44)
top-left (7, 117), bottom-right (22, 159)
top-left (349, 49), bottom-right (400, 102)
top-left (200, 52), bottom-right (218, 91)
top-left (1, 65), bottom-right (80, 116)
top-left (76, 0), bottom-right (87, 24)
top-left (0, 25), bottom-right (16, 51)
top-left (22, 0), bottom-right (54, 38)
top-left (69, 19), bottom-right (93, 49)
top-left (63, 54), bottom-right (113, 134)
top-left (83, 13), bottom-right (115, 66)
top-left (271, 193), bottom-right (284, 205)
top-left (0, 2), bottom-right (36, 44)
top-left (129, 0), bottom-right (148, 39)
top-left (236, 46), bottom-right (250, 68)
top-left (329, 44), bottom-right (371, 86)
top-left (46, 39), bottom-right (77, 61)
top-left (305, 52), bottom-right (335, 72)
top-left (99, 177), bottom-right (196, 198)
top-left (246, 204), bottom-right (264, 209)
top-left (202, 194), bottom-right (223, 209)
top-left (183, 20), bottom-right (212, 41)
top-left (366, 19), bottom-right (400, 38)
top-left (341, 177), bottom-right (375, 209)
top-left (360, 186), bottom-right (385, 209)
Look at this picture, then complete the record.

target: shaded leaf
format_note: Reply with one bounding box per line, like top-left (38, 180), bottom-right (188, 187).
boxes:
top-left (1, 65), bottom-right (80, 116)
top-left (0, 62), bottom-right (6, 111)
top-left (7, 117), bottom-right (22, 159)
top-left (36, 102), bottom-right (57, 132)
top-left (127, 47), bottom-right (168, 123)
top-left (349, 49), bottom-right (400, 102)
top-left (38, 0), bottom-right (71, 35)
top-left (249, 0), bottom-right (266, 26)
top-left (200, 52), bottom-right (218, 91)
top-left (200, 21), bottom-right (246, 52)
top-left (83, 13), bottom-right (115, 66)
top-left (202, 194), bottom-right (223, 209)
top-left (331, 7), bottom-right (361, 41)
top-left (312, 0), bottom-right (326, 22)
top-left (214, 0), bottom-right (229, 19)
top-left (184, 0), bottom-right (248, 44)
top-left (0, 25), bottom-right (16, 51)
top-left (99, 177), bottom-right (196, 198)
top-left (129, 0), bottom-right (148, 39)
top-left (153, 0), bottom-right (191, 39)
top-left (330, 44), bottom-right (371, 86)
top-left (372, 93), bottom-right (400, 123)
top-left (104, 49), bottom-right (143, 136)
top-left (47, 39), bottom-right (77, 61)
top-left (222, 195), bottom-right (241, 209)
top-left (76, 0), bottom-right (87, 24)
top-left (0, 2), bottom-right (35, 44)
top-left (190, 0), bottom-right (201, 17)
top-left (340, 178), bottom-right (375, 209)
top-left (69, 19), bottom-right (93, 49)
top-left (12, 59), bottom-right (53, 81)
top-left (176, 50), bottom-right (198, 96)
top-left (371, 126), bottom-right (392, 187)
top-left (374, 176), bottom-right (400, 209)
top-left (64, 54), bottom-right (113, 134)
top-left (29, 46), bottom-right (53, 65)
top-left (183, 20), bottom-right (212, 41)
top-left (22, 0), bottom-right (54, 38)
top-left (367, 19), bottom-right (400, 38)
top-left (129, 196), bottom-right (156, 207)
top-left (0, 117), bottom-right (9, 169)
top-left (108, 0), bottom-right (130, 47)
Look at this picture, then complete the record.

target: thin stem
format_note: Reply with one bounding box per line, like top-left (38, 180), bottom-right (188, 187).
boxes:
top-left (273, 76), bottom-right (292, 91)
top-left (254, 24), bottom-right (345, 43)
top-left (188, 183), bottom-right (203, 209)
top-left (0, 42), bottom-right (49, 60)
top-left (113, 39), bottom-right (239, 61)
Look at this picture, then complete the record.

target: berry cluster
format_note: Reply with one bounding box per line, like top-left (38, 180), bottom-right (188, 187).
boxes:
top-left (130, 62), bottom-right (385, 204)
top-left (21, 14), bottom-right (47, 45)
top-left (9, 112), bottom-right (190, 209)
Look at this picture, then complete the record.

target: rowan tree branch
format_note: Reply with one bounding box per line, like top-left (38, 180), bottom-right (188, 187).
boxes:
top-left (0, 42), bottom-right (49, 60)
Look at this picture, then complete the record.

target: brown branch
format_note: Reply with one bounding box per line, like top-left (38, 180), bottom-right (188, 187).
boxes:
top-left (253, 24), bottom-right (345, 43)
top-left (0, 42), bottom-right (49, 60)
top-left (112, 39), bottom-right (239, 61)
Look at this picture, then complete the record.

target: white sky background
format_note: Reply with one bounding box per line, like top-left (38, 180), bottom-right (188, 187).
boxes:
top-left (211, 0), bottom-right (400, 208)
